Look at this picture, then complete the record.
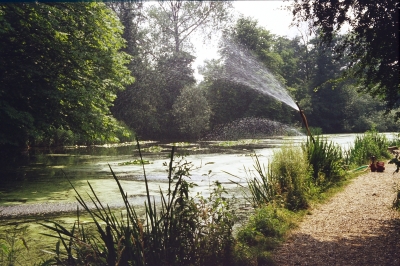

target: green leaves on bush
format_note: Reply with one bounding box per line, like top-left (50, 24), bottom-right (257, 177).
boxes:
top-left (347, 128), bottom-right (391, 166)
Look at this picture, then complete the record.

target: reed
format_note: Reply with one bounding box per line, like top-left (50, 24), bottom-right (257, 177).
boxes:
top-left (302, 136), bottom-right (344, 189)
top-left (242, 144), bottom-right (310, 211)
top-left (40, 139), bottom-right (236, 265)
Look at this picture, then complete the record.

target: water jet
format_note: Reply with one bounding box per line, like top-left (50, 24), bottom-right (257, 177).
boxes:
top-left (218, 38), bottom-right (300, 111)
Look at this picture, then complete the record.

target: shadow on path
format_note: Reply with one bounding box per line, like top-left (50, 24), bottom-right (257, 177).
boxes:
top-left (274, 217), bottom-right (400, 265)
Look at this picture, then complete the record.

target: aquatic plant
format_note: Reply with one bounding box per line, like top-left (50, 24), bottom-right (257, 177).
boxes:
top-left (41, 141), bottom-right (236, 265)
top-left (238, 144), bottom-right (310, 211)
top-left (0, 225), bottom-right (29, 265)
top-left (118, 159), bottom-right (151, 165)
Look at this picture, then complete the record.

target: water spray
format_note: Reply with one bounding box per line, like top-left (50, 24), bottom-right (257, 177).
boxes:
top-left (296, 102), bottom-right (315, 144)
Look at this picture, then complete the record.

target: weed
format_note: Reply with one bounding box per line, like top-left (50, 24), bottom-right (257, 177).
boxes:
top-left (234, 205), bottom-right (297, 265)
top-left (302, 136), bottom-right (344, 189)
top-left (0, 225), bottom-right (29, 266)
top-left (242, 145), bottom-right (310, 211)
top-left (270, 145), bottom-right (310, 211)
top-left (118, 159), bottom-right (151, 165)
top-left (41, 140), bottom-right (236, 265)
top-left (348, 128), bottom-right (391, 165)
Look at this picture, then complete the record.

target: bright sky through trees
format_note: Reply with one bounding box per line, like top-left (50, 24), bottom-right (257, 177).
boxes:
top-left (193, 1), bottom-right (295, 80)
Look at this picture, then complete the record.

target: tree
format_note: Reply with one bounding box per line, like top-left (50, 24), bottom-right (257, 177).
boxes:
top-left (108, 2), bottom-right (163, 138)
top-left (172, 85), bottom-right (211, 139)
top-left (228, 17), bottom-right (284, 77)
top-left (111, 1), bottom-right (232, 139)
top-left (291, 0), bottom-right (399, 118)
top-left (0, 3), bottom-right (134, 147)
top-left (146, 1), bottom-right (232, 54)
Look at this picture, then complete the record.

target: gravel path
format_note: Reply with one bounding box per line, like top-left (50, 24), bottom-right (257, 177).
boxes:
top-left (273, 163), bottom-right (400, 265)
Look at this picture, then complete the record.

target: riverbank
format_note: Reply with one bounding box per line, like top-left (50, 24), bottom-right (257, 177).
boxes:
top-left (273, 163), bottom-right (400, 265)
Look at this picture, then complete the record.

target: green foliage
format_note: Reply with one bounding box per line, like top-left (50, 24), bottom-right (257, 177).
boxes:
top-left (243, 155), bottom-right (277, 208)
top-left (0, 225), bottom-right (29, 265)
top-left (112, 2), bottom-right (232, 139)
top-left (234, 205), bottom-right (296, 265)
top-left (172, 85), bottom-right (211, 139)
top-left (142, 145), bottom-right (163, 153)
top-left (348, 129), bottom-right (391, 166)
top-left (292, 0), bottom-right (399, 118)
top-left (214, 139), bottom-right (260, 147)
top-left (41, 145), bottom-right (236, 265)
top-left (243, 145), bottom-right (310, 211)
top-left (302, 136), bottom-right (344, 189)
top-left (270, 145), bottom-right (310, 210)
top-left (0, 3), bottom-right (134, 147)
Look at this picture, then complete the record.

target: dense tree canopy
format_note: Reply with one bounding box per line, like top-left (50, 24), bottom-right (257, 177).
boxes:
top-left (0, 3), bottom-right (134, 147)
top-left (0, 2), bottom-right (397, 147)
top-left (291, 0), bottom-right (399, 117)
top-left (111, 1), bottom-right (232, 139)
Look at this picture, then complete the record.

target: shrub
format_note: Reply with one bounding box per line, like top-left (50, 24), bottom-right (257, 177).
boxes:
top-left (234, 205), bottom-right (295, 265)
top-left (348, 128), bottom-right (391, 166)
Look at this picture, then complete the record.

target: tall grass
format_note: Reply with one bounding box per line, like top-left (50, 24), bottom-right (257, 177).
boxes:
top-left (244, 145), bottom-right (310, 211)
top-left (41, 142), bottom-right (236, 265)
top-left (302, 136), bottom-right (344, 189)
top-left (0, 225), bottom-right (29, 265)
top-left (347, 129), bottom-right (391, 166)
top-left (233, 205), bottom-right (299, 266)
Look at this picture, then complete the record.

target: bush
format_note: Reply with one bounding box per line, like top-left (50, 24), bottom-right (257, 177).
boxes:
top-left (348, 128), bottom-right (391, 166)
top-left (270, 145), bottom-right (310, 211)
top-left (234, 205), bottom-right (296, 265)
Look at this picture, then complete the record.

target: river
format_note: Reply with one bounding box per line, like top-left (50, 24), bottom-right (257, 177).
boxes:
top-left (2, 133), bottom-right (394, 217)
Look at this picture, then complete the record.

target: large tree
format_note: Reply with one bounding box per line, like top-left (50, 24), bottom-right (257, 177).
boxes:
top-left (291, 0), bottom-right (399, 118)
top-left (0, 3), bottom-right (134, 147)
top-left (146, 1), bottom-right (232, 54)
top-left (111, 1), bottom-right (232, 139)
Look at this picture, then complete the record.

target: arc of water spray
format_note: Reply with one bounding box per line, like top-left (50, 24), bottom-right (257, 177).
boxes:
top-left (219, 38), bottom-right (300, 111)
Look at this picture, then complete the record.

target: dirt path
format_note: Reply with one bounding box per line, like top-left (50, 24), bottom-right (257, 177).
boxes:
top-left (273, 163), bottom-right (400, 266)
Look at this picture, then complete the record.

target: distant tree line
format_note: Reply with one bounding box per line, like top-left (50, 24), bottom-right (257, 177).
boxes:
top-left (0, 1), bottom-right (398, 148)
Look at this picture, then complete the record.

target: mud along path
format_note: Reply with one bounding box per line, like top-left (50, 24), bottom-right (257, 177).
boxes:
top-left (273, 164), bottom-right (400, 265)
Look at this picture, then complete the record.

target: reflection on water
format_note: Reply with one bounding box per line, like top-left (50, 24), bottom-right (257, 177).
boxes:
top-left (0, 133), bottom-right (395, 211)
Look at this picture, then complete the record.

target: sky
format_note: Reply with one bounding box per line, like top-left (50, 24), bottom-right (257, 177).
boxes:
top-left (193, 1), bottom-right (297, 80)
